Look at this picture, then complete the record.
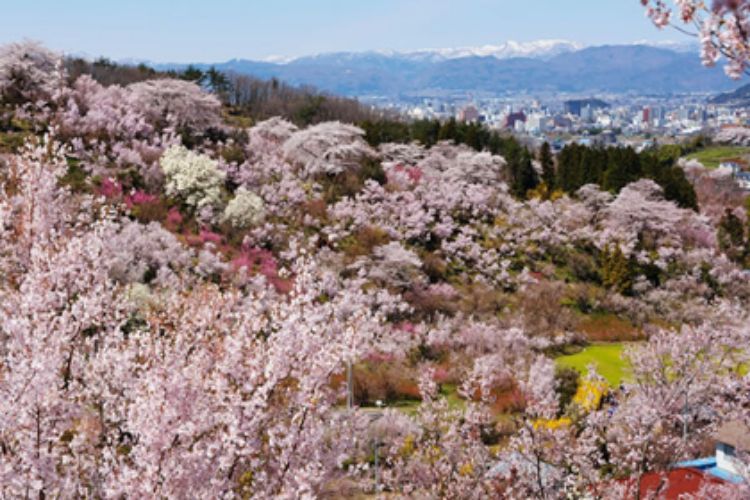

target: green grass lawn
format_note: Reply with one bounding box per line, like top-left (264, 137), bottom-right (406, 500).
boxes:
top-left (556, 343), bottom-right (632, 386)
top-left (359, 384), bottom-right (465, 416)
top-left (684, 146), bottom-right (750, 169)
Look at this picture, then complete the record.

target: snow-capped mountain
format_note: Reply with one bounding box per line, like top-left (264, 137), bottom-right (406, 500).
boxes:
top-left (272, 40), bottom-right (586, 65)
top-left (402, 39), bottom-right (586, 62)
top-left (152, 41), bottom-right (737, 97)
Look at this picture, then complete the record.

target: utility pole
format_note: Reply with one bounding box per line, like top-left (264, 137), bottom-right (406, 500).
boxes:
top-left (683, 388), bottom-right (688, 442)
top-left (374, 439), bottom-right (380, 494)
top-left (346, 361), bottom-right (353, 410)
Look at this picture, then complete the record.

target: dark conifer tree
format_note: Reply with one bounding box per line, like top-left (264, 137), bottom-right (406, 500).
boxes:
top-left (539, 142), bottom-right (555, 191)
top-left (511, 148), bottom-right (539, 199)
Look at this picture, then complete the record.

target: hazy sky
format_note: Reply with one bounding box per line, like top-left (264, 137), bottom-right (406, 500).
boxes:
top-left (1, 0), bottom-right (683, 62)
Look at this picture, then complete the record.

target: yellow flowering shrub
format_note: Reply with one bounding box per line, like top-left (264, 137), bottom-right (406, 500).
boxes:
top-left (533, 416), bottom-right (572, 430)
top-left (572, 379), bottom-right (608, 412)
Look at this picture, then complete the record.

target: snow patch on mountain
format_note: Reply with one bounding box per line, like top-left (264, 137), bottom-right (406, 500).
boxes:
top-left (408, 39), bottom-right (586, 61)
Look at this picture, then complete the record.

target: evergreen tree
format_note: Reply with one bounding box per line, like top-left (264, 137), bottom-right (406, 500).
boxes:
top-left (510, 148), bottom-right (539, 199)
top-left (602, 147), bottom-right (641, 192)
top-left (539, 142), bottom-right (555, 192)
top-left (556, 144), bottom-right (583, 193)
top-left (488, 132), bottom-right (503, 156)
top-left (411, 119), bottom-right (441, 147)
top-left (181, 65), bottom-right (206, 85)
top-left (718, 208), bottom-right (746, 263)
top-left (464, 123), bottom-right (484, 151)
top-left (640, 153), bottom-right (698, 210)
top-left (579, 147), bottom-right (603, 187)
top-left (438, 118), bottom-right (458, 142)
top-left (206, 66), bottom-right (231, 99)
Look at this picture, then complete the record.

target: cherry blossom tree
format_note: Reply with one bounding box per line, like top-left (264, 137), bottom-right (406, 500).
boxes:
top-left (128, 79), bottom-right (222, 131)
top-left (0, 40), bottom-right (64, 104)
top-left (282, 121), bottom-right (376, 178)
top-left (4, 39), bottom-right (750, 496)
top-left (0, 140), bottom-right (410, 497)
top-left (640, 0), bottom-right (750, 78)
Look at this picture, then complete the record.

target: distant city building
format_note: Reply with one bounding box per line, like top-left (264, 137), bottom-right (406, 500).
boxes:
top-left (505, 111), bottom-right (527, 129)
top-left (553, 115), bottom-right (573, 129)
top-left (564, 98), bottom-right (609, 117)
top-left (526, 113), bottom-right (551, 133)
top-left (458, 105), bottom-right (480, 122)
top-left (371, 91), bottom-right (733, 146)
top-left (581, 105), bottom-right (594, 122)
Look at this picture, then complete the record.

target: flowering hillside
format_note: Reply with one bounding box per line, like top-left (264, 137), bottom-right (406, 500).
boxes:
top-left (2, 41), bottom-right (750, 498)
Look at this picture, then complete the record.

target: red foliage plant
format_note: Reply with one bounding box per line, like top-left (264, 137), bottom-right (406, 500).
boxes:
top-left (97, 177), bottom-right (122, 199)
top-left (124, 190), bottom-right (159, 209)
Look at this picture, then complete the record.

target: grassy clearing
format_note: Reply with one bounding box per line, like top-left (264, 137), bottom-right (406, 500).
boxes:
top-left (556, 342), bottom-right (632, 386)
top-left (685, 146), bottom-right (750, 169)
top-left (362, 383), bottom-right (465, 416)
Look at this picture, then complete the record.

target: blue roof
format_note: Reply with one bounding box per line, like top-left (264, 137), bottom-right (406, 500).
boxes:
top-left (677, 457), bottom-right (715, 469)
top-left (676, 457), bottom-right (745, 484)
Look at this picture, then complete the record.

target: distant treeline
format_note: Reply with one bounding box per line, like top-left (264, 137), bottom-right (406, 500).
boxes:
top-left (554, 143), bottom-right (698, 209)
top-left (65, 58), bottom-right (387, 126)
top-left (65, 57), bottom-right (161, 86)
top-left (224, 73), bottom-right (388, 126)
top-left (361, 118), bottom-right (698, 208)
top-left (361, 117), bottom-right (517, 152)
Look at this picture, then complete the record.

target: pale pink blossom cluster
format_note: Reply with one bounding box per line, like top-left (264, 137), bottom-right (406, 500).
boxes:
top-left (4, 39), bottom-right (750, 496)
top-left (0, 143), bottom-right (412, 496)
top-left (282, 121), bottom-right (376, 177)
top-left (641, 0), bottom-right (750, 78)
top-left (0, 40), bottom-right (64, 104)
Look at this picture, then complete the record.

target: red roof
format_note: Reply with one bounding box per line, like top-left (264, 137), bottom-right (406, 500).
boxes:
top-left (621, 468), bottom-right (727, 499)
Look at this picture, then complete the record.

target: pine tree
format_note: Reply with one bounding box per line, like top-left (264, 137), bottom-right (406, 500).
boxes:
top-left (438, 118), bottom-right (458, 142)
top-left (718, 208), bottom-right (746, 263)
top-left (602, 147), bottom-right (641, 192)
top-left (511, 148), bottom-right (540, 199)
top-left (556, 144), bottom-right (583, 193)
top-left (539, 142), bottom-right (555, 192)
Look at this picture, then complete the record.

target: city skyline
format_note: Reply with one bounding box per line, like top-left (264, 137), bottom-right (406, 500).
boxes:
top-left (1, 0), bottom-right (685, 63)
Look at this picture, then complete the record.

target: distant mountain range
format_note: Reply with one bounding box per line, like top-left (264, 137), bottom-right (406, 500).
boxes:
top-left (710, 83), bottom-right (750, 106)
top-left (150, 41), bottom-right (744, 97)
top-left (341, 40), bottom-right (587, 63)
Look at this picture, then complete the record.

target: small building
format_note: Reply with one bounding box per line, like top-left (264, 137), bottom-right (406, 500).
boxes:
top-left (715, 420), bottom-right (750, 477)
top-left (720, 161), bottom-right (742, 175)
top-left (622, 421), bottom-right (748, 497)
top-left (627, 467), bottom-right (727, 498)
top-left (677, 420), bottom-right (748, 484)
top-left (735, 172), bottom-right (750, 190)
